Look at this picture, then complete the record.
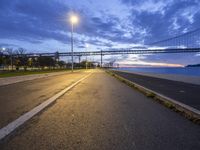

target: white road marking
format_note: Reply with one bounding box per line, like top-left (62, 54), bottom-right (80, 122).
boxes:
top-left (0, 72), bottom-right (92, 140)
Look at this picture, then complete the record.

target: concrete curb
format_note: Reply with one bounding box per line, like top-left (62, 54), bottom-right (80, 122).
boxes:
top-left (106, 70), bottom-right (200, 124)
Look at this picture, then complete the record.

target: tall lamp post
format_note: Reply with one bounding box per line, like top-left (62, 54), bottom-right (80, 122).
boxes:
top-left (69, 15), bottom-right (78, 72)
top-left (85, 44), bottom-right (89, 69)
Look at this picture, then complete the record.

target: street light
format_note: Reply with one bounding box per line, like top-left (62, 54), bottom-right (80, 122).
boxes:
top-left (0, 47), bottom-right (5, 55)
top-left (85, 44), bottom-right (89, 69)
top-left (69, 14), bottom-right (79, 72)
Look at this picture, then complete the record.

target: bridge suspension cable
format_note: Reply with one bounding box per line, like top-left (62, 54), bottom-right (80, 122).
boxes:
top-left (148, 28), bottom-right (200, 48)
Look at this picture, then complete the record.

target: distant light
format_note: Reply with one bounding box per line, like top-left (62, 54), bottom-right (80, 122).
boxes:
top-left (2, 47), bottom-right (6, 51)
top-left (85, 44), bottom-right (89, 48)
top-left (70, 15), bottom-right (78, 24)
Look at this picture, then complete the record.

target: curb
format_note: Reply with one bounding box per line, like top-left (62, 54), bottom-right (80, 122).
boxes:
top-left (106, 70), bottom-right (200, 124)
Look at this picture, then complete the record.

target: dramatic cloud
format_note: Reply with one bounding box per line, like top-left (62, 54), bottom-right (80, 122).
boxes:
top-left (121, 0), bottom-right (200, 43)
top-left (0, 0), bottom-right (200, 65)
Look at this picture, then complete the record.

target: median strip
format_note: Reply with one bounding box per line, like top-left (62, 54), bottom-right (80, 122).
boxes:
top-left (0, 72), bottom-right (92, 140)
top-left (106, 70), bottom-right (200, 124)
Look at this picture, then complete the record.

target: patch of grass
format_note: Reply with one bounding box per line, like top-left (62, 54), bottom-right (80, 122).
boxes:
top-left (146, 92), bottom-right (156, 98)
top-left (163, 101), bottom-right (175, 109)
top-left (0, 69), bottom-right (78, 78)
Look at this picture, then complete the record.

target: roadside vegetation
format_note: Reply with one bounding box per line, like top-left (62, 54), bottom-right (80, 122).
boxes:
top-left (0, 48), bottom-right (97, 77)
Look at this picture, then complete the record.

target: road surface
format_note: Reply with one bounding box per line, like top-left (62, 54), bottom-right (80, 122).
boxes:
top-left (0, 71), bottom-right (71, 86)
top-left (112, 70), bottom-right (200, 110)
top-left (0, 70), bottom-right (89, 128)
top-left (0, 70), bottom-right (200, 150)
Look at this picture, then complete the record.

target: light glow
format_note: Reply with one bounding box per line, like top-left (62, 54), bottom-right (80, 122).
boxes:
top-left (85, 43), bottom-right (89, 48)
top-left (118, 61), bottom-right (184, 67)
top-left (70, 15), bottom-right (79, 24)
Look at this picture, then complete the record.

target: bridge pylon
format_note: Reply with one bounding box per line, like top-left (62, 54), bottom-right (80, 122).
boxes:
top-left (100, 50), bottom-right (103, 67)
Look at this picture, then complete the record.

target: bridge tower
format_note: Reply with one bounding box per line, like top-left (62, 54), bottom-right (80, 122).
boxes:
top-left (100, 50), bottom-right (103, 67)
top-left (78, 55), bottom-right (81, 64)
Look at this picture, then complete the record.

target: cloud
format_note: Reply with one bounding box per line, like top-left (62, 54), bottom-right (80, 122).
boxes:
top-left (0, 0), bottom-right (71, 44)
top-left (122, 0), bottom-right (172, 15)
top-left (1, 0), bottom-right (200, 47)
top-left (195, 53), bottom-right (200, 56)
top-left (0, 43), bottom-right (19, 48)
top-left (0, 0), bottom-right (152, 49)
top-left (0, 0), bottom-right (200, 66)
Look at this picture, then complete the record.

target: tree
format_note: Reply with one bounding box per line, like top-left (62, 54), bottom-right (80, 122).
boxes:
top-left (0, 55), bottom-right (3, 66)
top-left (16, 48), bottom-right (26, 55)
top-left (38, 56), bottom-right (55, 69)
top-left (16, 48), bottom-right (28, 71)
top-left (32, 57), bottom-right (39, 68)
top-left (58, 60), bottom-right (66, 68)
top-left (0, 50), bottom-right (4, 66)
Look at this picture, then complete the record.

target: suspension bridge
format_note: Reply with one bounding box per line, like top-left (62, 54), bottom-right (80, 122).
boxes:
top-left (1, 27), bottom-right (200, 65)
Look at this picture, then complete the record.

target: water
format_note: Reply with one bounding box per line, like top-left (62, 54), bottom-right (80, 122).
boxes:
top-left (115, 67), bottom-right (200, 77)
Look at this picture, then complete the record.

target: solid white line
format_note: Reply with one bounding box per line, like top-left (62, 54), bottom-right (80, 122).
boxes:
top-left (0, 72), bottom-right (92, 140)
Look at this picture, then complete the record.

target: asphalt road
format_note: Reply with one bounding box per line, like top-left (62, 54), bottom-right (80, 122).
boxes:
top-left (112, 70), bottom-right (200, 110)
top-left (0, 70), bottom-right (90, 128)
top-left (0, 70), bottom-right (200, 150)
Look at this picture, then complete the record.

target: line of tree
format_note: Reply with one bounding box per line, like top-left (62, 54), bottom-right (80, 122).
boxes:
top-left (0, 48), bottom-right (66, 71)
top-left (0, 48), bottom-right (96, 71)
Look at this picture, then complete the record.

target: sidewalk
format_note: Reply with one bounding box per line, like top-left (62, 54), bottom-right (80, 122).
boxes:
top-left (0, 71), bottom-right (70, 86)
top-left (112, 70), bottom-right (200, 110)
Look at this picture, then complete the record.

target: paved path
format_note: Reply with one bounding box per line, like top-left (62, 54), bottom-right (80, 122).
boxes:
top-left (0, 71), bottom-right (73, 86)
top-left (0, 70), bottom-right (200, 150)
top-left (112, 70), bottom-right (200, 110)
top-left (0, 70), bottom-right (89, 128)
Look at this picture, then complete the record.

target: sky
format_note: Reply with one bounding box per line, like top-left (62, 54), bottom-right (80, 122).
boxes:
top-left (0, 0), bottom-right (200, 66)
